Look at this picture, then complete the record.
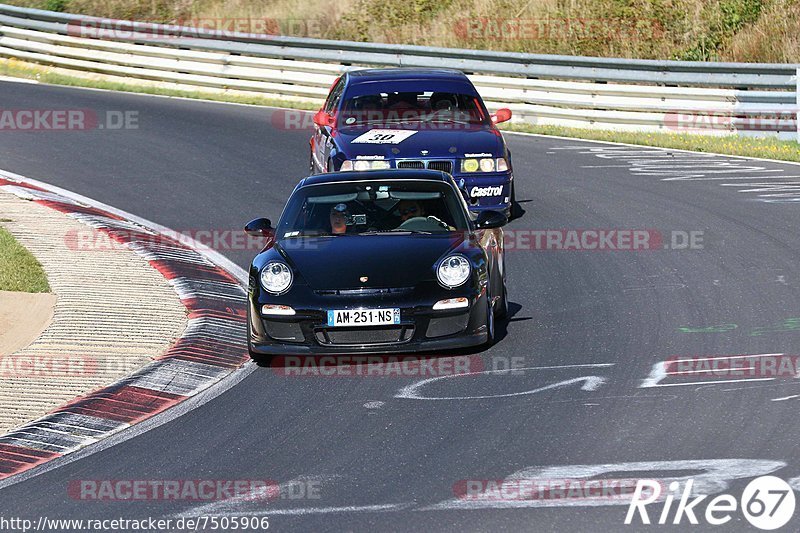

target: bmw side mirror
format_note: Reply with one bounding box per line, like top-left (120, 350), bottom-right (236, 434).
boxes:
top-left (491, 108), bottom-right (512, 124)
top-left (313, 110), bottom-right (335, 127)
top-left (245, 218), bottom-right (273, 237)
top-left (475, 210), bottom-right (507, 229)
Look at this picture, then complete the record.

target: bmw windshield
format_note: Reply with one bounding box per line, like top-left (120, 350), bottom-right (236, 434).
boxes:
top-left (276, 180), bottom-right (469, 238)
top-left (339, 91), bottom-right (491, 128)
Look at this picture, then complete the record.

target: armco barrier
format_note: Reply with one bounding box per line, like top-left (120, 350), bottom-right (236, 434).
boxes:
top-left (0, 4), bottom-right (797, 139)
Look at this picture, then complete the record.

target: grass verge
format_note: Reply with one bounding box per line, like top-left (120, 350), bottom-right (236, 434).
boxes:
top-left (501, 123), bottom-right (800, 163)
top-left (2, 58), bottom-right (798, 163)
top-left (0, 225), bottom-right (50, 293)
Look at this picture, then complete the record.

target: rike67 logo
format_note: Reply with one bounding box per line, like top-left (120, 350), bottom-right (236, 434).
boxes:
top-left (626, 476), bottom-right (795, 530)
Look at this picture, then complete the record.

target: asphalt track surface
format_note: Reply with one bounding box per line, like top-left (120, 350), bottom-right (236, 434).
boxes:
top-left (2, 81), bottom-right (800, 532)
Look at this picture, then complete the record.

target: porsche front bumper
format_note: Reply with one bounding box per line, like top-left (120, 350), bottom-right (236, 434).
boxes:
top-left (247, 290), bottom-right (489, 356)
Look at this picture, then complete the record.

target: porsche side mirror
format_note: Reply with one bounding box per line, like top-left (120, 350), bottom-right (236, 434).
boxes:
top-left (491, 108), bottom-right (512, 124)
top-left (245, 218), bottom-right (273, 237)
top-left (313, 110), bottom-right (335, 127)
top-left (475, 210), bottom-right (507, 229)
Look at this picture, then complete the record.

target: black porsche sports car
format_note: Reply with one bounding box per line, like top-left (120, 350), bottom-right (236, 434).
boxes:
top-left (245, 169), bottom-right (507, 357)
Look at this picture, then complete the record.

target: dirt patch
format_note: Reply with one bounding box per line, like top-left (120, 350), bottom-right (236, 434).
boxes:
top-left (0, 290), bottom-right (56, 355)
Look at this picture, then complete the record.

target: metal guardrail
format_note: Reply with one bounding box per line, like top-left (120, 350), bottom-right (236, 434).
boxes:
top-left (0, 3), bottom-right (797, 139)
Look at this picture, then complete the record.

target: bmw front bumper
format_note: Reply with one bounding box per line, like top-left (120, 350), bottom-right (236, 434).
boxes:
top-left (455, 171), bottom-right (514, 214)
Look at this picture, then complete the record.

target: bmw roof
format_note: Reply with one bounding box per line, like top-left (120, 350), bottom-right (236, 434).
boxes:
top-left (342, 68), bottom-right (478, 97)
top-left (346, 68), bottom-right (469, 82)
top-left (299, 169), bottom-right (451, 187)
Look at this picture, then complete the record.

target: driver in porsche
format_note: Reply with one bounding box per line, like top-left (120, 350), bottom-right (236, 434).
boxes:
top-left (397, 200), bottom-right (426, 222)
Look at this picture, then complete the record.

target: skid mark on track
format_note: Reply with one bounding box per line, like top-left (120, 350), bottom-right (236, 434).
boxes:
top-left (167, 475), bottom-right (415, 518)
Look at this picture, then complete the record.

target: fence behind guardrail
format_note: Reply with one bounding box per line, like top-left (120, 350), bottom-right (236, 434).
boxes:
top-left (0, 4), bottom-right (797, 139)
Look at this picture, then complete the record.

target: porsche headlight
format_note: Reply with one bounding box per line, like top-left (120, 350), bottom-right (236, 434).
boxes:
top-left (342, 159), bottom-right (390, 171)
top-left (437, 255), bottom-right (471, 288)
top-left (260, 262), bottom-right (293, 294)
top-left (461, 158), bottom-right (508, 173)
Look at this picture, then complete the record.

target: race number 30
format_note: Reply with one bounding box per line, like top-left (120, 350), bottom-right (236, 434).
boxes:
top-left (351, 129), bottom-right (418, 144)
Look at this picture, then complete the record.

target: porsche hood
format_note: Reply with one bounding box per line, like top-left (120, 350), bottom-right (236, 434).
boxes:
top-left (277, 233), bottom-right (465, 290)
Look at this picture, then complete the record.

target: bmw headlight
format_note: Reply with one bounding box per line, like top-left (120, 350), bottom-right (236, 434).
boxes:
top-left (341, 159), bottom-right (391, 171)
top-left (437, 255), bottom-right (471, 288)
top-left (461, 158), bottom-right (508, 173)
top-left (260, 262), bottom-right (293, 294)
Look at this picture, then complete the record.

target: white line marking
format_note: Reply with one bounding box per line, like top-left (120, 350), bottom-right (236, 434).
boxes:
top-left (772, 395), bottom-right (800, 402)
top-left (170, 476), bottom-right (332, 517)
top-left (0, 76), bottom-right (38, 84)
top-left (669, 366), bottom-right (757, 375)
top-left (518, 133), bottom-right (800, 168)
top-left (257, 504), bottom-right (407, 515)
top-left (718, 176), bottom-right (800, 182)
top-left (396, 364), bottom-right (613, 400)
top-left (647, 378), bottom-right (775, 387)
top-left (423, 459), bottom-right (786, 510)
top-left (174, 501), bottom-right (405, 518)
top-left (672, 353), bottom-right (784, 363)
top-left (640, 354), bottom-right (786, 388)
top-left (580, 165), bottom-right (636, 168)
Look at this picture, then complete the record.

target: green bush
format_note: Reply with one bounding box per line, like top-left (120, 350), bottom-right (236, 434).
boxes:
top-left (42, 0), bottom-right (66, 12)
top-left (677, 0), bottom-right (764, 60)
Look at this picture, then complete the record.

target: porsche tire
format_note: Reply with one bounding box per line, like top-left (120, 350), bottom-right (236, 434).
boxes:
top-left (495, 283), bottom-right (509, 320)
top-left (485, 297), bottom-right (495, 346)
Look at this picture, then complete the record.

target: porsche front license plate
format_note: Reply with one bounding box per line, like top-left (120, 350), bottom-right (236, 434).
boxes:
top-left (327, 308), bottom-right (400, 327)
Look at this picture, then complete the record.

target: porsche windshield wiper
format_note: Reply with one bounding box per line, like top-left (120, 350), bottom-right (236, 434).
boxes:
top-left (388, 229), bottom-right (432, 234)
top-left (358, 229), bottom-right (432, 235)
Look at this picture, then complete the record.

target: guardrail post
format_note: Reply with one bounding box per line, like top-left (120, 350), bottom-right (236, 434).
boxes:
top-left (797, 68), bottom-right (799, 144)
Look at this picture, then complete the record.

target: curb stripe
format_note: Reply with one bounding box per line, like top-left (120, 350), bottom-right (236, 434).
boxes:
top-left (0, 173), bottom-right (250, 479)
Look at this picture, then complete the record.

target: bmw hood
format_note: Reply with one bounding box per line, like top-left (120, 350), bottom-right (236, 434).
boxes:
top-left (277, 234), bottom-right (463, 290)
top-left (337, 127), bottom-right (505, 160)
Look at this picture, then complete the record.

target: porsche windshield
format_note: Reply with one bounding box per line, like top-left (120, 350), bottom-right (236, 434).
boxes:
top-left (277, 180), bottom-right (469, 238)
top-left (340, 91), bottom-right (489, 127)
